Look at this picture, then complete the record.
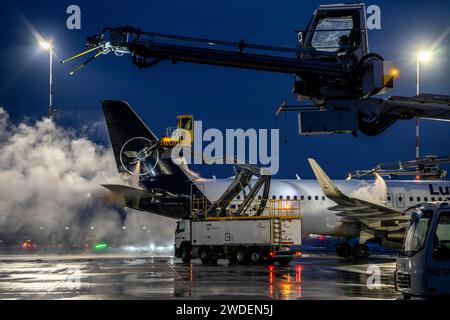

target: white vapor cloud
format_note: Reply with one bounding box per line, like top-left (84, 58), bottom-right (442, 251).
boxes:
top-left (0, 108), bottom-right (174, 249)
top-left (350, 173), bottom-right (388, 206)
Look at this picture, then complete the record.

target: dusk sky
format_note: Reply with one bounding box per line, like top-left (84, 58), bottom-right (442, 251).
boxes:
top-left (1, 0), bottom-right (449, 179)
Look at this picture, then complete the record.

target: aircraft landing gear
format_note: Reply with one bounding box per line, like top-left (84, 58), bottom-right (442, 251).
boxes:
top-left (336, 243), bottom-right (352, 257)
top-left (352, 244), bottom-right (370, 259)
top-left (336, 241), bottom-right (370, 259)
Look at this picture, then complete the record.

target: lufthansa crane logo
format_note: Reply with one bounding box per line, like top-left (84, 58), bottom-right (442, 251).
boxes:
top-left (119, 137), bottom-right (160, 178)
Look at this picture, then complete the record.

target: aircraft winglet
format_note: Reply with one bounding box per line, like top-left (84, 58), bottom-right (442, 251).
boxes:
top-left (308, 158), bottom-right (345, 199)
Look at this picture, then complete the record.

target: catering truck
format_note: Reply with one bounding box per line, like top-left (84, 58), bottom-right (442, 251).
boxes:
top-left (174, 216), bottom-right (302, 265)
top-left (395, 202), bottom-right (450, 298)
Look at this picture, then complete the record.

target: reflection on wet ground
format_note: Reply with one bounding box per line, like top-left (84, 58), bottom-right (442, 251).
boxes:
top-left (0, 254), bottom-right (400, 299)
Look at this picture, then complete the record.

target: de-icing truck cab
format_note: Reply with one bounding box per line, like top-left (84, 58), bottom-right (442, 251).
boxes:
top-left (395, 202), bottom-right (450, 298)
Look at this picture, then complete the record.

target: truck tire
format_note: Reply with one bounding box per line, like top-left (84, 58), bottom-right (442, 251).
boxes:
top-left (228, 250), bottom-right (237, 264)
top-left (249, 248), bottom-right (261, 264)
top-left (276, 258), bottom-right (292, 266)
top-left (199, 247), bottom-right (211, 264)
top-left (336, 243), bottom-right (352, 257)
top-left (181, 247), bottom-right (192, 264)
top-left (352, 244), bottom-right (370, 259)
top-left (235, 247), bottom-right (248, 264)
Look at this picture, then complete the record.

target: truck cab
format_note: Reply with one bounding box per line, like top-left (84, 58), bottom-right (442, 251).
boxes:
top-left (395, 202), bottom-right (450, 298)
top-left (174, 219), bottom-right (192, 263)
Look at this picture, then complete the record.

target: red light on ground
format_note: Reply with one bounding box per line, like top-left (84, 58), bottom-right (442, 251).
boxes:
top-left (295, 251), bottom-right (302, 256)
top-left (22, 240), bottom-right (35, 249)
top-left (295, 265), bottom-right (302, 282)
top-left (319, 235), bottom-right (325, 241)
top-left (416, 175), bottom-right (421, 180)
top-left (268, 265), bottom-right (275, 285)
top-left (269, 251), bottom-right (276, 257)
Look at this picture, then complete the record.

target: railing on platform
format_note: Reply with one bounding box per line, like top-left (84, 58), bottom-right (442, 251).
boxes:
top-left (191, 197), bottom-right (301, 219)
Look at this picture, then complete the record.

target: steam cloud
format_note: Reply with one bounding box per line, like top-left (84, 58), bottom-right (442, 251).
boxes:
top-left (0, 108), bottom-right (174, 250)
top-left (350, 173), bottom-right (388, 206)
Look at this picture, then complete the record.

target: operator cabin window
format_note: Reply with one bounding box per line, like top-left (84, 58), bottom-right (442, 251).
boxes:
top-left (180, 117), bottom-right (192, 130)
top-left (308, 196), bottom-right (312, 200)
top-left (311, 15), bottom-right (355, 52)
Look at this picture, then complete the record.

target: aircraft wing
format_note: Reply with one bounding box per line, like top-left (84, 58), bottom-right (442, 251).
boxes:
top-left (308, 159), bottom-right (409, 231)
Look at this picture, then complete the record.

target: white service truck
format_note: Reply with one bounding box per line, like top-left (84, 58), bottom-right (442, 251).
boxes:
top-left (174, 217), bottom-right (302, 265)
top-left (395, 202), bottom-right (450, 298)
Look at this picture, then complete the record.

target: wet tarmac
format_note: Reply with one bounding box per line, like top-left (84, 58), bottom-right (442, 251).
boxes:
top-left (0, 254), bottom-right (400, 300)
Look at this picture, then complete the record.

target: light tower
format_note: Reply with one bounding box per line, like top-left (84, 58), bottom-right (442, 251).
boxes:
top-left (39, 40), bottom-right (54, 119)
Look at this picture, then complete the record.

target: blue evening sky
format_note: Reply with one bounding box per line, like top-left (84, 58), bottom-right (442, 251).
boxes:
top-left (0, 0), bottom-right (449, 179)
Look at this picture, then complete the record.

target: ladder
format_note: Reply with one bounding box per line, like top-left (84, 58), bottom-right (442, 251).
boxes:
top-left (272, 218), bottom-right (282, 244)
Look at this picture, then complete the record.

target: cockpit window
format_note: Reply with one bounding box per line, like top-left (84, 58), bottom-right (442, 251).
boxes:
top-left (403, 210), bottom-right (432, 256)
top-left (311, 16), bottom-right (354, 52)
top-left (177, 221), bottom-right (186, 233)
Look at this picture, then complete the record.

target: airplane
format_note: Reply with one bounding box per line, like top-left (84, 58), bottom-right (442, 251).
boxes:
top-left (101, 100), bottom-right (450, 259)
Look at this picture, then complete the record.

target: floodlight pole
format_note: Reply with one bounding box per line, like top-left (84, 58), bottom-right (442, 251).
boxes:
top-left (415, 58), bottom-right (420, 163)
top-left (49, 45), bottom-right (53, 119)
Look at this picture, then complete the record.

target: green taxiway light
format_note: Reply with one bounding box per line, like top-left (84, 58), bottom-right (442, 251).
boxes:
top-left (94, 242), bottom-right (108, 251)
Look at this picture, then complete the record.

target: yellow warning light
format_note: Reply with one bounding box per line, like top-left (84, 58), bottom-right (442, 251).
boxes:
top-left (390, 68), bottom-right (399, 78)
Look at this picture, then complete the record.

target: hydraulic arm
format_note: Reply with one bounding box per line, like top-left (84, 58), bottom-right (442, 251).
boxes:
top-left (62, 3), bottom-right (395, 101)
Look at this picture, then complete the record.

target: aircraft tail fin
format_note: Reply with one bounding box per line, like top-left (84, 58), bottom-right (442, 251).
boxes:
top-left (101, 100), bottom-right (201, 197)
top-left (102, 100), bottom-right (159, 173)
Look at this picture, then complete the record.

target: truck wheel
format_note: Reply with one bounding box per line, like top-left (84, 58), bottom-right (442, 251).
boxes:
top-left (181, 247), bottom-right (192, 264)
top-left (352, 244), bottom-right (370, 259)
top-left (199, 247), bottom-right (211, 264)
top-left (228, 250), bottom-right (237, 264)
top-left (249, 249), bottom-right (261, 264)
top-left (235, 247), bottom-right (248, 264)
top-left (277, 258), bottom-right (292, 266)
top-left (336, 243), bottom-right (352, 257)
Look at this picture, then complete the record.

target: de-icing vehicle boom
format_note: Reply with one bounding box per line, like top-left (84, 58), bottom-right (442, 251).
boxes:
top-left (63, 3), bottom-right (450, 136)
